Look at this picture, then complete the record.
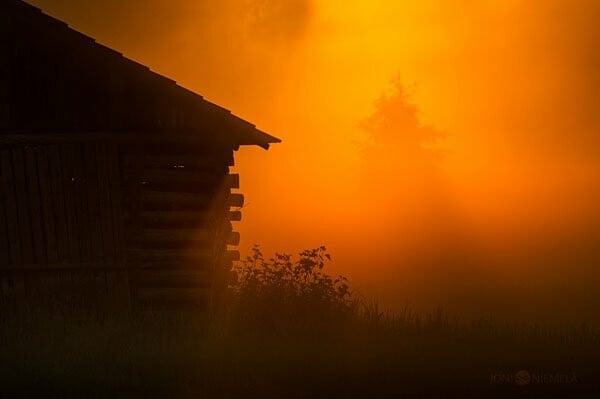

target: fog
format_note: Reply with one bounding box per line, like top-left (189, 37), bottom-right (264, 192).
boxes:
top-left (30, 0), bottom-right (600, 322)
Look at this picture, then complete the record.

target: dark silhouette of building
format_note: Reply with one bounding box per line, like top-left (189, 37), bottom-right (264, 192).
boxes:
top-left (0, 0), bottom-right (280, 312)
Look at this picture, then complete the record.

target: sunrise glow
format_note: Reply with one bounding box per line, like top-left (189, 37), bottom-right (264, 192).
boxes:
top-left (28, 0), bottom-right (600, 319)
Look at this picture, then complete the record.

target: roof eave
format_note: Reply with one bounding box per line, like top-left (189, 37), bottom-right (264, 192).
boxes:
top-left (242, 128), bottom-right (282, 150)
top-left (224, 114), bottom-right (281, 150)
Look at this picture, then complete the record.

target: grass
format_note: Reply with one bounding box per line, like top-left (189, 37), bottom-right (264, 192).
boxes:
top-left (1, 247), bottom-right (599, 398)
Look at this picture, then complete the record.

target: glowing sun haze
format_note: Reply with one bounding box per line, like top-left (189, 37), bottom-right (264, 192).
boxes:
top-left (29, 0), bottom-right (600, 320)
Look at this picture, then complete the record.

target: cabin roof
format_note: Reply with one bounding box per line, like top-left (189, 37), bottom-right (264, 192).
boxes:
top-left (2, 0), bottom-right (281, 149)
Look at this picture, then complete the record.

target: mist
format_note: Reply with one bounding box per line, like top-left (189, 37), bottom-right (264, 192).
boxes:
top-left (29, 0), bottom-right (600, 323)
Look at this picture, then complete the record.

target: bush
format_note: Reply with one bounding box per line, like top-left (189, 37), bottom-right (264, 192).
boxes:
top-left (229, 246), bottom-right (353, 330)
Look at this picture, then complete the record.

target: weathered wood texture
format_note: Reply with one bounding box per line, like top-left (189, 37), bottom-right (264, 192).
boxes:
top-left (0, 140), bottom-right (131, 315)
top-left (0, 142), bottom-right (125, 266)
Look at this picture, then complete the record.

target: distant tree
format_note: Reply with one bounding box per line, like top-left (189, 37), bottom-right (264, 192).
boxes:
top-left (360, 77), bottom-right (445, 181)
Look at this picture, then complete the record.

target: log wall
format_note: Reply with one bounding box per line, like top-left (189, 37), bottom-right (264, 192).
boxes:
top-left (122, 143), bottom-right (241, 310)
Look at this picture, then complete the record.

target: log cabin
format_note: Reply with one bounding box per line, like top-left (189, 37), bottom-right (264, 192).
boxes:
top-left (0, 0), bottom-right (280, 313)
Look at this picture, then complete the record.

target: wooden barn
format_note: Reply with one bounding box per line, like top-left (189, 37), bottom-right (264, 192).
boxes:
top-left (0, 0), bottom-right (280, 313)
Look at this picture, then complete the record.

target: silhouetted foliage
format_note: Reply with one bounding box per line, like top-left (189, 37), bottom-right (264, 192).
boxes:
top-left (230, 246), bottom-right (352, 330)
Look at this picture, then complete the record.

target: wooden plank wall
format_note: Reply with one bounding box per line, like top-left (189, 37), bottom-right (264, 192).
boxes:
top-left (0, 139), bottom-right (240, 314)
top-left (123, 144), bottom-right (241, 311)
top-left (0, 141), bottom-right (129, 316)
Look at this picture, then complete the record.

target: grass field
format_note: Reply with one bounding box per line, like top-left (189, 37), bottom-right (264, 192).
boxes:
top-left (1, 248), bottom-right (598, 398)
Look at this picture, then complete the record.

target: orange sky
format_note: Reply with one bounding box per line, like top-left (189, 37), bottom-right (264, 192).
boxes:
top-left (30, 0), bottom-right (600, 321)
